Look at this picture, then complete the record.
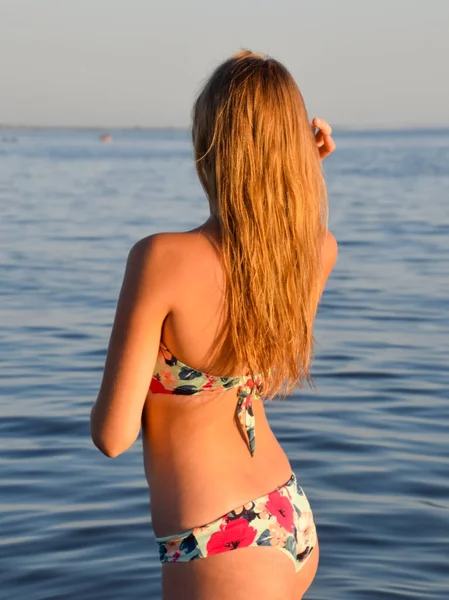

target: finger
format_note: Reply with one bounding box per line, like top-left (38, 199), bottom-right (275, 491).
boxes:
top-left (319, 135), bottom-right (336, 157)
top-left (313, 117), bottom-right (332, 136)
top-left (313, 117), bottom-right (332, 135)
top-left (315, 130), bottom-right (325, 147)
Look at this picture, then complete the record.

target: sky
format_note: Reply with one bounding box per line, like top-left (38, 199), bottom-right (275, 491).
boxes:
top-left (0, 0), bottom-right (448, 129)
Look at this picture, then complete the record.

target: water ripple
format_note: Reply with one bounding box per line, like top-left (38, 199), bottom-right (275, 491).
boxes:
top-left (0, 129), bottom-right (448, 599)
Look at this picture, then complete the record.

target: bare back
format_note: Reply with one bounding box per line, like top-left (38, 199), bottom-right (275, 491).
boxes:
top-left (141, 222), bottom-right (292, 537)
top-left (91, 218), bottom-right (336, 600)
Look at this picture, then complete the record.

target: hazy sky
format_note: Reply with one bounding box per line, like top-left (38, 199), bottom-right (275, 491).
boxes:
top-left (1, 0), bottom-right (447, 128)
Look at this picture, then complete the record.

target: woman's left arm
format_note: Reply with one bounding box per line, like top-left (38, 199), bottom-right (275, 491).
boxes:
top-left (90, 235), bottom-right (170, 457)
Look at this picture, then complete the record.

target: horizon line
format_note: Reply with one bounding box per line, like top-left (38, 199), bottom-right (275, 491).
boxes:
top-left (1, 123), bottom-right (449, 134)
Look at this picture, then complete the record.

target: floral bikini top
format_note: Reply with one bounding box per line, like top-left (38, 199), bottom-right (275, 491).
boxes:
top-left (150, 342), bottom-right (264, 457)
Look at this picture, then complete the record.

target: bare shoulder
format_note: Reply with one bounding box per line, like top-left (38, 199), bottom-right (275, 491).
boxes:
top-left (129, 232), bottom-right (179, 263)
top-left (129, 230), bottom-right (210, 265)
top-left (127, 230), bottom-right (216, 293)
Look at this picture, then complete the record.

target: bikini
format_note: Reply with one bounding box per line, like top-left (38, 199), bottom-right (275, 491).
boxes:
top-left (150, 342), bottom-right (317, 571)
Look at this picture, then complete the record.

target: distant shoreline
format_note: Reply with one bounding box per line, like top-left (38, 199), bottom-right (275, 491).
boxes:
top-left (1, 124), bottom-right (449, 134)
top-left (0, 124), bottom-right (188, 132)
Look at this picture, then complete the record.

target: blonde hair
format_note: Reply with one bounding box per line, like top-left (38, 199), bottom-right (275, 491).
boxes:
top-left (192, 50), bottom-right (328, 398)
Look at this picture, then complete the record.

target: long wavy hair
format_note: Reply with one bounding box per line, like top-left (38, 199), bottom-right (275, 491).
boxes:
top-left (192, 50), bottom-right (328, 399)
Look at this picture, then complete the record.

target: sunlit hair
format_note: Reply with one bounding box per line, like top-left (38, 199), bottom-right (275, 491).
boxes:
top-left (192, 50), bottom-right (328, 399)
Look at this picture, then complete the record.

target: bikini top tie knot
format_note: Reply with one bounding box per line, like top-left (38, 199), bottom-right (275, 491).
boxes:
top-left (150, 342), bottom-right (265, 457)
top-left (236, 377), bottom-right (264, 456)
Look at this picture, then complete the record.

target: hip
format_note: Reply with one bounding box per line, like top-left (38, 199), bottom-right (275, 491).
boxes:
top-left (156, 472), bottom-right (317, 572)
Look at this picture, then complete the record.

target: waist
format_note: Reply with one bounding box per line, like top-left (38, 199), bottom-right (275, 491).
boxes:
top-left (141, 394), bottom-right (291, 537)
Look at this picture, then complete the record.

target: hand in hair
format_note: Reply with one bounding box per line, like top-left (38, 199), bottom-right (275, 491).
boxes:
top-left (312, 118), bottom-right (336, 160)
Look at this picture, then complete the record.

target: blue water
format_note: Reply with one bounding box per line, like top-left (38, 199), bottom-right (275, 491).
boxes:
top-left (1, 128), bottom-right (448, 599)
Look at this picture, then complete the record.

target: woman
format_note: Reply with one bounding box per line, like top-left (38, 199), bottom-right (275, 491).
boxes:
top-left (91, 50), bottom-right (337, 600)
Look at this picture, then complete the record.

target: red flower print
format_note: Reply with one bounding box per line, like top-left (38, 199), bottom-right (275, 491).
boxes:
top-left (172, 551), bottom-right (181, 562)
top-left (159, 368), bottom-right (177, 388)
top-left (241, 395), bottom-right (252, 409)
top-left (245, 378), bottom-right (262, 393)
top-left (266, 491), bottom-right (294, 532)
top-left (206, 518), bottom-right (257, 555)
top-left (202, 376), bottom-right (215, 390)
top-left (150, 377), bottom-right (173, 394)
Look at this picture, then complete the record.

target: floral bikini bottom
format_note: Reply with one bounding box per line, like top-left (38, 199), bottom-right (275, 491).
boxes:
top-left (156, 473), bottom-right (317, 571)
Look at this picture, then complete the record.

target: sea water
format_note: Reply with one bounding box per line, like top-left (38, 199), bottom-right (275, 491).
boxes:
top-left (1, 128), bottom-right (448, 599)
